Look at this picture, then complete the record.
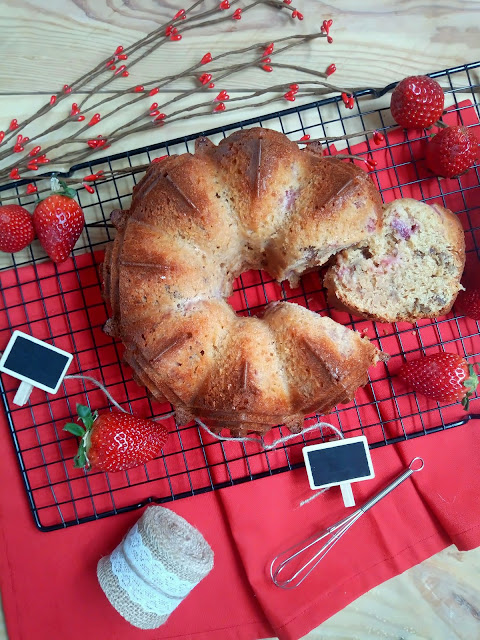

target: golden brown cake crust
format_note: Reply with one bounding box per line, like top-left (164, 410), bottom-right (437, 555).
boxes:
top-left (103, 127), bottom-right (387, 436)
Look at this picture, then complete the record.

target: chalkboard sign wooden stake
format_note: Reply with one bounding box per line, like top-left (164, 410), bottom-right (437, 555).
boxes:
top-left (0, 331), bottom-right (73, 406)
top-left (340, 483), bottom-right (355, 507)
top-left (303, 436), bottom-right (374, 508)
top-left (13, 381), bottom-right (34, 406)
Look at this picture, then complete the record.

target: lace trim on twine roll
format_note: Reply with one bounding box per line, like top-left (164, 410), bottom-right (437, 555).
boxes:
top-left (122, 523), bottom-right (196, 598)
top-left (110, 546), bottom-right (181, 616)
top-left (64, 373), bottom-right (344, 448)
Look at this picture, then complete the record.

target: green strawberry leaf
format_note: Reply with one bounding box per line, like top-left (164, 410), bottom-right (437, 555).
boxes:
top-left (73, 444), bottom-right (88, 470)
top-left (461, 364), bottom-right (479, 411)
top-left (58, 180), bottom-right (77, 199)
top-left (63, 422), bottom-right (85, 437)
top-left (76, 403), bottom-right (95, 429)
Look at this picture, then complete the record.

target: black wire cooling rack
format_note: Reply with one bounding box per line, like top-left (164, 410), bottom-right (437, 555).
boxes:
top-left (0, 60), bottom-right (479, 531)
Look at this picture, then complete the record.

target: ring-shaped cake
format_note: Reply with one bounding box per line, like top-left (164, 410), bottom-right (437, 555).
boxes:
top-left (103, 128), bottom-right (387, 435)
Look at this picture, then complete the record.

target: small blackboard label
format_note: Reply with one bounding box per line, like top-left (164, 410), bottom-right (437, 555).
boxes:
top-left (303, 436), bottom-right (374, 490)
top-left (0, 331), bottom-right (73, 394)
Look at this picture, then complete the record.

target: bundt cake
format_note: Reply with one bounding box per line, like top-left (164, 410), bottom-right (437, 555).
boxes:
top-left (103, 127), bottom-right (388, 436)
top-left (324, 198), bottom-right (465, 323)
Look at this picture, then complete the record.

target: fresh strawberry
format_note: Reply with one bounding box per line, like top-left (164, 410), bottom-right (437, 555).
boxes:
top-left (425, 125), bottom-right (478, 178)
top-left (398, 353), bottom-right (478, 410)
top-left (33, 182), bottom-right (84, 263)
top-left (0, 204), bottom-right (35, 253)
top-left (455, 287), bottom-right (480, 320)
top-left (64, 404), bottom-right (169, 472)
top-left (390, 75), bottom-right (444, 129)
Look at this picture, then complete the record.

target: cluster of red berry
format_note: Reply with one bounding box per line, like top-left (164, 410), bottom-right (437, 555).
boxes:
top-left (390, 75), bottom-right (478, 179)
top-left (0, 185), bottom-right (84, 263)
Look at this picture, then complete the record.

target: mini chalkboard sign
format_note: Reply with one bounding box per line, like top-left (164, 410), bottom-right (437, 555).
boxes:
top-left (0, 331), bottom-right (73, 406)
top-left (302, 436), bottom-right (374, 507)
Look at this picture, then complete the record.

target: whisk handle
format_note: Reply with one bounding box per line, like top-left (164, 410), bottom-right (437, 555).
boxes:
top-left (360, 457), bottom-right (424, 514)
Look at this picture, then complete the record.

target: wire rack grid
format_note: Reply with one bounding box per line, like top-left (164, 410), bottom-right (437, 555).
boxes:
top-left (0, 60), bottom-right (479, 531)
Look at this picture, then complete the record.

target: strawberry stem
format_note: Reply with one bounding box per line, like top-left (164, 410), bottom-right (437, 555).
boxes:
top-left (462, 364), bottom-right (479, 411)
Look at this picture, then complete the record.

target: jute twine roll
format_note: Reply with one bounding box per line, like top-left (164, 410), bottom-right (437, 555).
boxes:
top-left (97, 506), bottom-right (214, 629)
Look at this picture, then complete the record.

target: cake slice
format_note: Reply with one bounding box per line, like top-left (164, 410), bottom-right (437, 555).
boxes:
top-left (324, 198), bottom-right (465, 323)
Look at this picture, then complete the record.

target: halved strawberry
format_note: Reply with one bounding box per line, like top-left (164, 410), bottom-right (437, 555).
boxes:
top-left (64, 404), bottom-right (169, 472)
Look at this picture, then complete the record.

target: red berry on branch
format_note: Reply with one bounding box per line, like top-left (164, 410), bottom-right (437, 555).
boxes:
top-left (70, 103), bottom-right (80, 116)
top-left (9, 168), bottom-right (20, 180)
top-left (170, 34), bottom-right (182, 41)
top-left (150, 110), bottom-right (160, 117)
top-left (283, 0), bottom-right (292, 4)
top-left (134, 85), bottom-right (144, 93)
top-left (326, 63), bottom-right (336, 76)
top-left (208, 83), bottom-right (215, 88)
top-left (215, 90), bottom-right (230, 101)
top-left (9, 119), bottom-right (18, 131)
top-left (284, 91), bottom-right (296, 102)
top-left (149, 88), bottom-right (159, 96)
top-left (122, 70), bottom-right (129, 77)
top-left (213, 102), bottom-right (226, 112)
top-left (173, 9), bottom-right (186, 19)
top-left (199, 73), bottom-right (213, 85)
top-left (115, 46), bottom-right (124, 55)
top-left (232, 8), bottom-right (242, 19)
top-left (63, 85), bottom-right (72, 94)
top-left (88, 114), bottom-right (101, 126)
top-left (373, 131), bottom-right (385, 145)
top-left (83, 184), bottom-right (95, 194)
top-left (289, 83), bottom-right (299, 92)
top-left (321, 19), bottom-right (333, 35)
top-left (154, 113), bottom-right (167, 121)
top-left (117, 54), bottom-right (128, 60)
top-left (263, 43), bottom-right (274, 57)
top-left (299, 134), bottom-right (311, 141)
top-left (114, 65), bottom-right (127, 76)
top-left (152, 155), bottom-right (168, 163)
top-left (201, 52), bottom-right (212, 64)
top-left (0, 131), bottom-right (4, 144)
top-left (26, 184), bottom-right (38, 195)
top-left (219, 0), bottom-right (230, 8)
top-left (262, 64), bottom-right (273, 72)
top-left (77, 116), bottom-right (85, 121)
top-left (50, 95), bottom-right (57, 105)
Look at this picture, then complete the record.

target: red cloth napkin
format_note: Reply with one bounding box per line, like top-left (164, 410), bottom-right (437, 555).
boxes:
top-left (1, 99), bottom-right (480, 640)
top-left (0, 415), bottom-right (479, 640)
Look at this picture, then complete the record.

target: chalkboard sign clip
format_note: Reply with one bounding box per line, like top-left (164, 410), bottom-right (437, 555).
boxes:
top-left (303, 436), bottom-right (375, 508)
top-left (0, 331), bottom-right (73, 406)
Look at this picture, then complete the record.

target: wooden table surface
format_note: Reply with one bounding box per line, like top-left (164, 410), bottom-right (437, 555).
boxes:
top-left (1, 1), bottom-right (480, 638)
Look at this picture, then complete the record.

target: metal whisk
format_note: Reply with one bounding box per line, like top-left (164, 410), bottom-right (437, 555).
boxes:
top-left (270, 457), bottom-right (424, 589)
